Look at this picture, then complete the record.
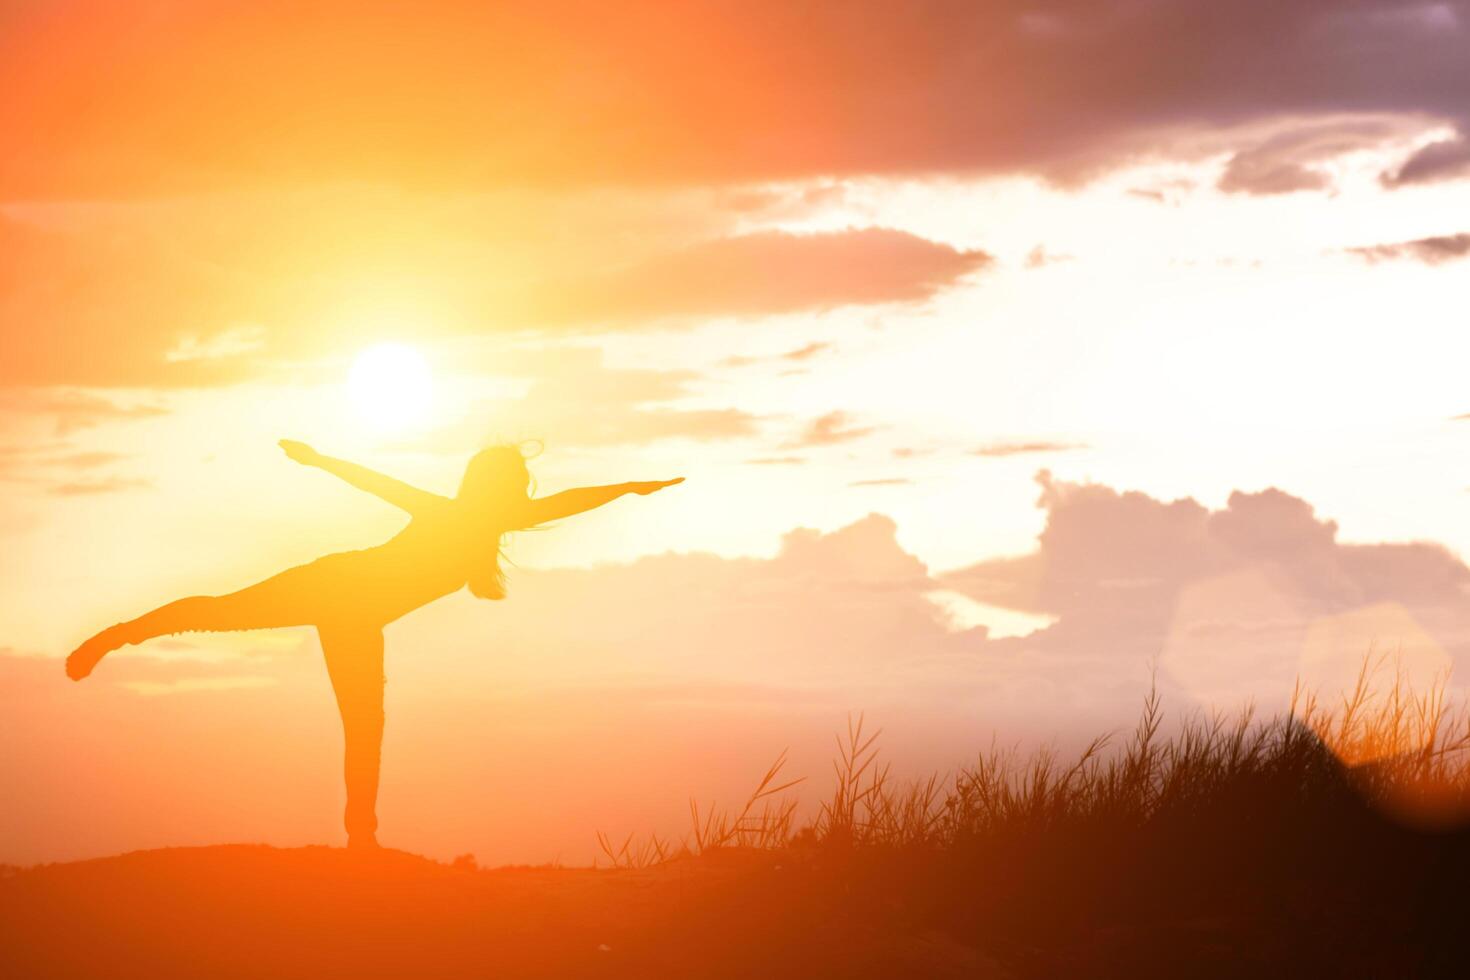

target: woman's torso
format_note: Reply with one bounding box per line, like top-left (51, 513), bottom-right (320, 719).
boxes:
top-left (318, 501), bottom-right (499, 626)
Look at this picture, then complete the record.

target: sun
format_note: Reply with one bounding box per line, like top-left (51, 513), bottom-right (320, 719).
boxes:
top-left (347, 342), bottom-right (434, 432)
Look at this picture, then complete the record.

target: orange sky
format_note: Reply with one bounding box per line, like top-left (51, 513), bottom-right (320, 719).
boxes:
top-left (5, 1), bottom-right (1470, 865)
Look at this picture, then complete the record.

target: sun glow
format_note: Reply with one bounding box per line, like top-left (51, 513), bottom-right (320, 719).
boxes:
top-left (348, 342), bottom-right (434, 432)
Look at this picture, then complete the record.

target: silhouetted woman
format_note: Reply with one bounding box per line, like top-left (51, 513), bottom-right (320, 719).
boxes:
top-left (66, 440), bottom-right (683, 848)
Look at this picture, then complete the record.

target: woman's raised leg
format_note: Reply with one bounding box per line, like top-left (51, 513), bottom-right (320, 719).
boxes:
top-left (65, 562), bottom-right (324, 680)
top-left (319, 622), bottom-right (386, 849)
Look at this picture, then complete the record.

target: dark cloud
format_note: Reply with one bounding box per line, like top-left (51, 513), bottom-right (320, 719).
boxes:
top-left (1383, 130), bottom-right (1470, 186)
top-left (5, 2), bottom-right (1468, 198)
top-left (1346, 233), bottom-right (1470, 265)
top-left (1216, 119), bottom-right (1408, 195)
top-left (972, 441), bottom-right (1087, 458)
top-left (787, 411), bottom-right (879, 448)
top-left (1221, 160), bottom-right (1331, 195)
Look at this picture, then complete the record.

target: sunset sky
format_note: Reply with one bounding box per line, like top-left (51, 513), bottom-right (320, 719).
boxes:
top-left (5, 1), bottom-right (1470, 866)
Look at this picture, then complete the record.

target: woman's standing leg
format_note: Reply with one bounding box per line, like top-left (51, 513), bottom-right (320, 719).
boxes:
top-left (319, 623), bottom-right (386, 849)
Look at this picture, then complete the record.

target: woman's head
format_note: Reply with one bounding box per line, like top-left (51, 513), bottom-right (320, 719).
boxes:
top-left (460, 445), bottom-right (534, 601)
top-left (457, 445), bottom-right (531, 505)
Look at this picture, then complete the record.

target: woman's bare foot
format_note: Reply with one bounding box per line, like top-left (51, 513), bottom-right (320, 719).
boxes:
top-left (65, 624), bottom-right (132, 681)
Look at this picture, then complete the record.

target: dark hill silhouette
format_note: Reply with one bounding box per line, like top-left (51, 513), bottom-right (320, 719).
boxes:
top-left (0, 844), bottom-right (1002, 979)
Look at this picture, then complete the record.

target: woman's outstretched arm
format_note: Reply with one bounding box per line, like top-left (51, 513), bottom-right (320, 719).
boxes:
top-left (521, 478), bottom-right (683, 526)
top-left (279, 440), bottom-right (448, 516)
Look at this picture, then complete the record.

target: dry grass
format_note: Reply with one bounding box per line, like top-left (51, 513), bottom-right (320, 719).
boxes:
top-left (597, 750), bottom-right (804, 869)
top-left (594, 655), bottom-right (1470, 973)
top-left (602, 655), bottom-right (1470, 869)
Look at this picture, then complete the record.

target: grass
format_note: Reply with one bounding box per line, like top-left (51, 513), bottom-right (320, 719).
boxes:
top-left (599, 653), bottom-right (1470, 975)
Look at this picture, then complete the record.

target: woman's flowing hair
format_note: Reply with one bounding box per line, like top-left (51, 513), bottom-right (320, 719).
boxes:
top-left (460, 442), bottom-right (540, 601)
top-left (467, 548), bottom-right (509, 600)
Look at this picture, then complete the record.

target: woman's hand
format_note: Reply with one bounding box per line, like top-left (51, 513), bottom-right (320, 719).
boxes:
top-left (278, 439), bottom-right (322, 466)
top-left (628, 478), bottom-right (684, 495)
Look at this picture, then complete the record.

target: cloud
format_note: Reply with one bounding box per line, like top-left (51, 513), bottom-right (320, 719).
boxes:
top-left (45, 451), bottom-right (132, 470)
top-left (713, 183), bottom-right (853, 220)
top-left (0, 208), bottom-right (984, 387)
top-left (972, 441), bottom-right (1087, 458)
top-left (531, 229), bottom-right (992, 326)
top-left (0, 444), bottom-right (141, 495)
top-left (786, 411), bottom-right (878, 448)
top-left (164, 325), bottom-right (267, 363)
top-left (1024, 245), bottom-right (1075, 269)
top-left (941, 472), bottom-right (1470, 700)
top-left (403, 514), bottom-right (957, 691)
top-left (1346, 233), bottom-right (1470, 265)
top-left (783, 342), bottom-right (832, 361)
top-left (849, 478), bottom-right (912, 487)
top-left (6, 2), bottom-right (1470, 196)
top-left (0, 445), bottom-right (128, 473)
top-left (1222, 161), bottom-right (1331, 196)
top-left (1216, 118), bottom-right (1409, 195)
top-left (0, 438), bottom-right (148, 498)
top-left (505, 363), bottom-right (761, 449)
top-left (0, 214), bottom-right (261, 388)
top-left (386, 474), bottom-right (1470, 711)
top-left (404, 346), bottom-right (762, 451)
top-left (1382, 130), bottom-right (1470, 186)
top-left (46, 477), bottom-right (153, 497)
top-left (0, 389), bottom-right (169, 435)
top-left (722, 342), bottom-right (831, 368)
top-left (562, 408), bottom-right (756, 447)
top-left (747, 456), bottom-right (806, 466)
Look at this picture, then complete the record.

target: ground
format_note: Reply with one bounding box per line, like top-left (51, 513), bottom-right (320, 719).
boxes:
top-left (6, 833), bottom-right (1465, 978)
top-left (0, 845), bottom-right (1006, 979)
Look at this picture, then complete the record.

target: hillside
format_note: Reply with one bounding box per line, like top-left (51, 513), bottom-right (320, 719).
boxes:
top-left (0, 844), bottom-right (1003, 979)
